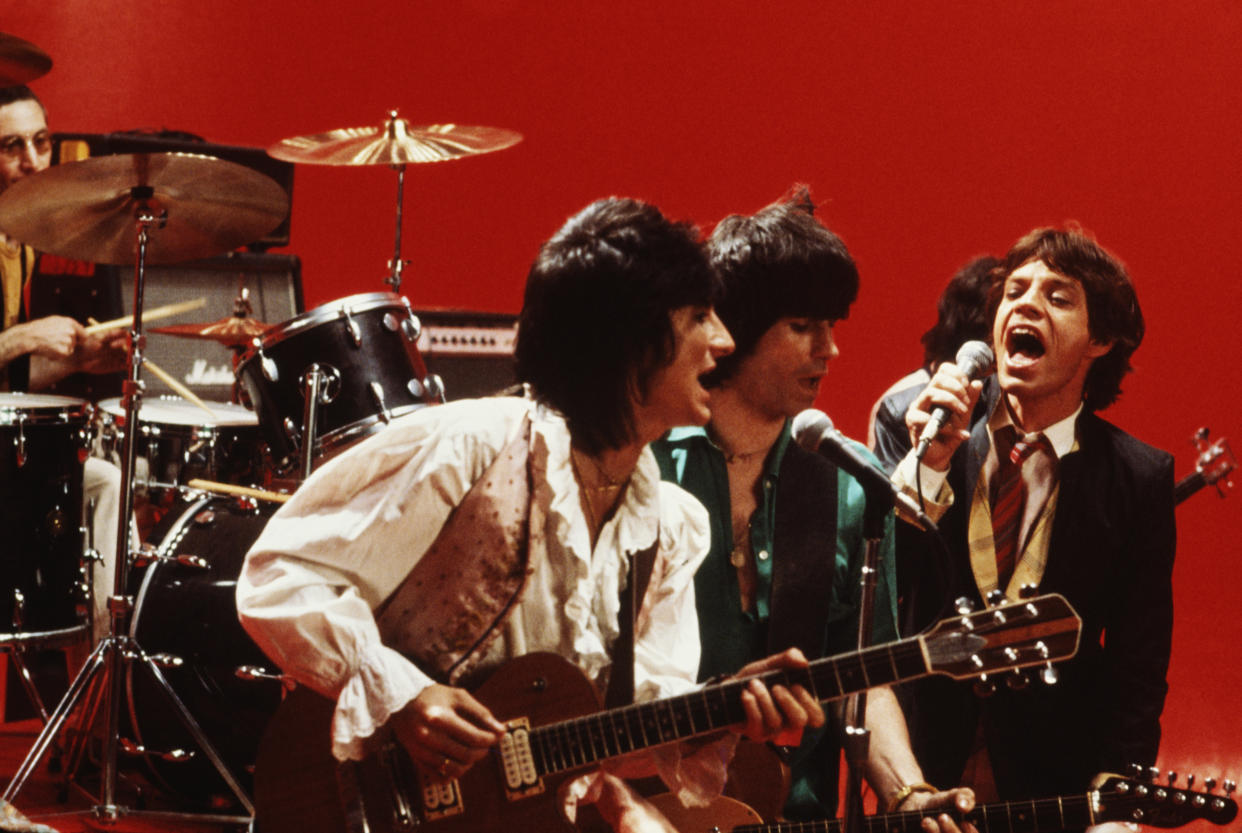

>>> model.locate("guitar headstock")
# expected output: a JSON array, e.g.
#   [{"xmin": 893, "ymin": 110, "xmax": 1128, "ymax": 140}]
[
  {"xmin": 922, "ymin": 592, "xmax": 1081, "ymax": 682},
  {"xmin": 1193, "ymin": 428, "xmax": 1236, "ymax": 495},
  {"xmin": 1093, "ymin": 769, "xmax": 1238, "ymax": 827}
]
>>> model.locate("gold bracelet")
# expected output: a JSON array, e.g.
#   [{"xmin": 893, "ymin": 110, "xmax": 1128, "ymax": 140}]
[{"xmin": 885, "ymin": 781, "xmax": 939, "ymax": 813}]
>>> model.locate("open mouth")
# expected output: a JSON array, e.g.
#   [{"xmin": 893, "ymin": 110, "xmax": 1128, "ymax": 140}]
[{"xmin": 1006, "ymin": 326, "xmax": 1046, "ymax": 362}]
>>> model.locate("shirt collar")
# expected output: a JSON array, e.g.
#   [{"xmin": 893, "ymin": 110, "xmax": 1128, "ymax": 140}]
[
  {"xmin": 987, "ymin": 400, "xmax": 1082, "ymax": 460},
  {"xmin": 664, "ymin": 421, "xmax": 793, "ymax": 479}
]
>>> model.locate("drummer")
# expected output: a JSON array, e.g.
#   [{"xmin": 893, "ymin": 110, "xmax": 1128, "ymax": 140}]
[{"xmin": 0, "ymin": 84, "xmax": 127, "ymax": 653}]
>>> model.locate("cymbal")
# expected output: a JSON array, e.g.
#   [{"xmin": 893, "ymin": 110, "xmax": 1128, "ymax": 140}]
[
  {"xmin": 0, "ymin": 32, "xmax": 52, "ymax": 86},
  {"xmin": 268, "ymin": 112, "xmax": 522, "ymax": 167},
  {"xmin": 0, "ymin": 152, "xmax": 289, "ymax": 265},
  {"xmin": 150, "ymin": 315, "xmax": 270, "ymax": 347}
]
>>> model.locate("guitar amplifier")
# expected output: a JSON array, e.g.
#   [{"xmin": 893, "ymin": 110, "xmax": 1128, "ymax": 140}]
[
  {"xmin": 122, "ymin": 252, "xmax": 303, "ymax": 402},
  {"xmin": 412, "ymin": 308, "xmax": 518, "ymax": 401}
]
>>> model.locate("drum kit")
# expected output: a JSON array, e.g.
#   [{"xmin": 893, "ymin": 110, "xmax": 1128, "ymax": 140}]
[{"xmin": 0, "ymin": 29, "xmax": 521, "ymax": 828}]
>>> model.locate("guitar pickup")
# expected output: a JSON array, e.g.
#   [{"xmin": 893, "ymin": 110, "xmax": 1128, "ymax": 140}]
[{"xmin": 498, "ymin": 717, "xmax": 544, "ymax": 799}]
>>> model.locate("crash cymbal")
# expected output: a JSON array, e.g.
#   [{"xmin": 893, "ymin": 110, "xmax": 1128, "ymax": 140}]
[
  {"xmin": 150, "ymin": 315, "xmax": 270, "ymax": 347},
  {"xmin": 268, "ymin": 112, "xmax": 522, "ymax": 167},
  {"xmin": 0, "ymin": 152, "xmax": 289, "ymax": 265},
  {"xmin": 0, "ymin": 33, "xmax": 52, "ymax": 86}
]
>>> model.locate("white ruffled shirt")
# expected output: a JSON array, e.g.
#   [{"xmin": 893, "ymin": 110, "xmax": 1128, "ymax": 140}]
[{"xmin": 236, "ymin": 397, "xmax": 712, "ymax": 765}]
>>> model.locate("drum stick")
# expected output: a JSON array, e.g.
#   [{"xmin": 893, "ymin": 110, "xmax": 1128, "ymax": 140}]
[
  {"xmin": 83, "ymin": 297, "xmax": 208, "ymax": 335},
  {"xmin": 87, "ymin": 317, "xmax": 218, "ymax": 420},
  {"xmin": 186, "ymin": 479, "xmax": 292, "ymax": 504}
]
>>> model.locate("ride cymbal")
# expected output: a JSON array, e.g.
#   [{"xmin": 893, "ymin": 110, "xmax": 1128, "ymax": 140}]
[
  {"xmin": 0, "ymin": 32, "xmax": 52, "ymax": 86},
  {"xmin": 268, "ymin": 112, "xmax": 522, "ymax": 167},
  {"xmin": 0, "ymin": 152, "xmax": 289, "ymax": 265}
]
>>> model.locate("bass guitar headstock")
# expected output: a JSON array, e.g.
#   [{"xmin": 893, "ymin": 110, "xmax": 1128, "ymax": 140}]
[{"xmin": 1093, "ymin": 767, "xmax": 1238, "ymax": 828}]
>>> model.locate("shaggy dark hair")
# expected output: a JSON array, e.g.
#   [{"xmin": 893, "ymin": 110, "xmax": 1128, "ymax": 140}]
[
  {"xmin": 0, "ymin": 85, "xmax": 45, "ymax": 115},
  {"xmin": 920, "ymin": 255, "xmax": 1000, "ymax": 367},
  {"xmin": 515, "ymin": 197, "xmax": 718, "ymax": 453},
  {"xmin": 989, "ymin": 227, "xmax": 1144, "ymax": 411},
  {"xmin": 704, "ymin": 186, "xmax": 857, "ymax": 383}
]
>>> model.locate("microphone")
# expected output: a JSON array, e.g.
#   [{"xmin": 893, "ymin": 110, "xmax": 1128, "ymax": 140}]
[
  {"xmin": 913, "ymin": 340, "xmax": 994, "ymax": 462},
  {"xmin": 792, "ymin": 409, "xmax": 936, "ymax": 531}
]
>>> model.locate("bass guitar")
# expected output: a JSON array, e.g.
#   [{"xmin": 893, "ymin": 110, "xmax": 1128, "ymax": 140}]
[
  {"xmin": 254, "ymin": 593, "xmax": 1082, "ymax": 833},
  {"xmin": 651, "ymin": 769, "xmax": 1238, "ymax": 833}
]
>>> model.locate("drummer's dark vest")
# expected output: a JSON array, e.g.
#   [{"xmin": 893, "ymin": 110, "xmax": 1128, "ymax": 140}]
[{"xmin": 26, "ymin": 254, "xmax": 124, "ymax": 399}]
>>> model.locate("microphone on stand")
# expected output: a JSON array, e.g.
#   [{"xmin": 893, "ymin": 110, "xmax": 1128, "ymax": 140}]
[
  {"xmin": 792, "ymin": 409, "xmax": 936, "ymax": 532},
  {"xmin": 913, "ymin": 340, "xmax": 994, "ymax": 462}
]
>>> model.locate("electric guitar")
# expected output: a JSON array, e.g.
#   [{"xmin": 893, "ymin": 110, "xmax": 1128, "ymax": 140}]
[
  {"xmin": 650, "ymin": 770, "xmax": 1238, "ymax": 833},
  {"xmin": 1174, "ymin": 428, "xmax": 1235, "ymax": 506},
  {"xmin": 253, "ymin": 593, "xmax": 1082, "ymax": 833}
]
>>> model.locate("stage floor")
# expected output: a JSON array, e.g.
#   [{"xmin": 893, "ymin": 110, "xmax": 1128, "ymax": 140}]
[{"xmin": 0, "ymin": 717, "xmax": 250, "ymax": 833}]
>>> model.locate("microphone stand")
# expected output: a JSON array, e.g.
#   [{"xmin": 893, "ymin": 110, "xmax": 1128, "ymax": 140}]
[{"xmin": 841, "ymin": 486, "xmax": 892, "ymax": 833}]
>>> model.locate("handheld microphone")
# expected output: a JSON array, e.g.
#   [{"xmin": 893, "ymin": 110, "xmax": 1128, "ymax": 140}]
[
  {"xmin": 792, "ymin": 409, "xmax": 936, "ymax": 531},
  {"xmin": 913, "ymin": 340, "xmax": 994, "ymax": 462}
]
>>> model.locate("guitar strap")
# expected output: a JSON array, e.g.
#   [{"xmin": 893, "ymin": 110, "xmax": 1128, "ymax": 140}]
[
  {"xmin": 767, "ymin": 442, "xmax": 839, "ymax": 660},
  {"xmin": 604, "ymin": 538, "xmax": 658, "ymax": 709}
]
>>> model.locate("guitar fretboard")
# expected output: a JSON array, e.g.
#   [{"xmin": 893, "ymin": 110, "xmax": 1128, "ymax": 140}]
[
  {"xmin": 528, "ymin": 637, "xmax": 929, "ymax": 776},
  {"xmin": 733, "ymin": 793, "xmax": 1096, "ymax": 833}
]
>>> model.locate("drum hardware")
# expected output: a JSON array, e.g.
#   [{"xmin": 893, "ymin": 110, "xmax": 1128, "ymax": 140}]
[
  {"xmin": 235, "ymin": 665, "xmax": 290, "ymax": 685},
  {"xmin": 119, "ymin": 737, "xmax": 193, "ymax": 763},
  {"xmin": 237, "ymin": 292, "xmax": 442, "ymax": 475},
  {"xmin": 268, "ymin": 111, "xmax": 522, "ymax": 293},
  {"xmin": 0, "ymin": 32, "xmax": 52, "ymax": 86},
  {"xmin": 0, "ymin": 152, "xmax": 287, "ymax": 827},
  {"xmin": 129, "ymin": 544, "xmax": 208, "ymax": 571}
]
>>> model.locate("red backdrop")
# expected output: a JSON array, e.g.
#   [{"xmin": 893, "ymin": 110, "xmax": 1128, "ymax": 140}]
[{"xmin": 6, "ymin": 0, "xmax": 1240, "ymax": 807}]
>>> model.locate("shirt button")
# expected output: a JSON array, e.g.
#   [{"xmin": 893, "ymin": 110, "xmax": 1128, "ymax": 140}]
[{"xmin": 757, "ymin": 549, "xmax": 770, "ymax": 561}]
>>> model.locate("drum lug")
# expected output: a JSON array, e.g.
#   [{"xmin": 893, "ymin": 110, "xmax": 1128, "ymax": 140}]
[
  {"xmin": 300, "ymin": 364, "xmax": 341, "ymax": 405},
  {"xmin": 14, "ymin": 415, "xmax": 27, "ymax": 468},
  {"xmin": 235, "ymin": 665, "xmax": 293, "ymax": 687},
  {"xmin": 120, "ymin": 737, "xmax": 195, "ymax": 764},
  {"xmin": 257, "ymin": 345, "xmax": 279, "ymax": 383},
  {"xmin": 149, "ymin": 652, "xmax": 185, "ymax": 669},
  {"xmin": 400, "ymin": 297, "xmax": 422, "ymax": 342},
  {"xmin": 370, "ymin": 382, "xmax": 392, "ymax": 424},
  {"xmin": 340, "ymin": 307, "xmax": 363, "ymax": 347}
]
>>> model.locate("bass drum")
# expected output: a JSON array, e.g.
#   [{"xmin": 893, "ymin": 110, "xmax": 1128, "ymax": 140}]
[{"xmin": 127, "ymin": 494, "xmax": 283, "ymax": 804}]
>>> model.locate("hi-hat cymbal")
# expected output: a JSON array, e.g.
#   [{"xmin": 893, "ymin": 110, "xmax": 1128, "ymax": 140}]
[
  {"xmin": 150, "ymin": 315, "xmax": 270, "ymax": 347},
  {"xmin": 0, "ymin": 152, "xmax": 289, "ymax": 265},
  {"xmin": 0, "ymin": 33, "xmax": 52, "ymax": 86},
  {"xmin": 268, "ymin": 112, "xmax": 522, "ymax": 167}
]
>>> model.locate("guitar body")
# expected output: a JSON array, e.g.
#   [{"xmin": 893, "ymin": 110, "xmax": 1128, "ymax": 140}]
[
  {"xmin": 648, "ymin": 794, "xmax": 761, "ymax": 833},
  {"xmin": 255, "ymin": 653, "xmax": 604, "ymax": 833}
]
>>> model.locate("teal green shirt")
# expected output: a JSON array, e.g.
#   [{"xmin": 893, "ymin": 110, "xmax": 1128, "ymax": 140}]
[{"xmin": 653, "ymin": 421, "xmax": 898, "ymax": 820}]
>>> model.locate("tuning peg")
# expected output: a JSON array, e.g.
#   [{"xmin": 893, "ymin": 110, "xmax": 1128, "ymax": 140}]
[
  {"xmin": 1205, "ymin": 777, "xmax": 1217, "ymax": 791},
  {"xmin": 1167, "ymin": 770, "xmax": 1178, "ymax": 785},
  {"xmin": 1187, "ymin": 774, "xmax": 1197, "ymax": 789},
  {"xmin": 973, "ymin": 674, "xmax": 997, "ymax": 697},
  {"xmin": 986, "ymin": 589, "xmax": 1006, "ymax": 607},
  {"xmin": 1128, "ymin": 763, "xmax": 1145, "ymax": 778},
  {"xmin": 1006, "ymin": 670, "xmax": 1030, "ymax": 690},
  {"xmin": 1018, "ymin": 583, "xmax": 1040, "ymax": 599},
  {"xmin": 1223, "ymin": 779, "xmax": 1236, "ymax": 796},
  {"xmin": 954, "ymin": 597, "xmax": 976, "ymax": 615},
  {"xmin": 1040, "ymin": 664, "xmax": 1059, "ymax": 686}
]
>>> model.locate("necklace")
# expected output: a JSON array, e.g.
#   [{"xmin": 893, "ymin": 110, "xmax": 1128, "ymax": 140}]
[
  {"xmin": 571, "ymin": 448, "xmax": 627, "ymax": 492},
  {"xmin": 722, "ymin": 446, "xmax": 768, "ymax": 465}
]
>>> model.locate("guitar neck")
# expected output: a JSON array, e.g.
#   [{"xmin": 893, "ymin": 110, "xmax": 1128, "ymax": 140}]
[
  {"xmin": 730, "ymin": 793, "xmax": 1098, "ymax": 833},
  {"xmin": 528, "ymin": 637, "xmax": 929, "ymax": 776},
  {"xmin": 1174, "ymin": 470, "xmax": 1207, "ymax": 505}
]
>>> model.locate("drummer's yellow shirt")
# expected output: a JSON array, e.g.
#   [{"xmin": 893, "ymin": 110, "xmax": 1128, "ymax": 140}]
[{"xmin": 1, "ymin": 241, "xmax": 25, "ymax": 331}]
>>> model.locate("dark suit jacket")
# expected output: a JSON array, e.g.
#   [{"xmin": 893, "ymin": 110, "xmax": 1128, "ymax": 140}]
[{"xmin": 896, "ymin": 387, "xmax": 1176, "ymax": 799}]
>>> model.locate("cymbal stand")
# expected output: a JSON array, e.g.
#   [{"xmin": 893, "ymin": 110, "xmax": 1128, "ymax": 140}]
[
  {"xmin": 3, "ymin": 194, "xmax": 256, "ymax": 828},
  {"xmin": 384, "ymin": 112, "xmax": 409, "ymax": 294}
]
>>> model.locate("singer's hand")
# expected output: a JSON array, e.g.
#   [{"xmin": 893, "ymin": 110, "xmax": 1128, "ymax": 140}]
[{"xmin": 906, "ymin": 363, "xmax": 982, "ymax": 471}]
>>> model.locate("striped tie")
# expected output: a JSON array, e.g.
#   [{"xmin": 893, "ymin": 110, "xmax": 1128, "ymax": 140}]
[{"xmin": 991, "ymin": 428, "xmax": 1047, "ymax": 589}]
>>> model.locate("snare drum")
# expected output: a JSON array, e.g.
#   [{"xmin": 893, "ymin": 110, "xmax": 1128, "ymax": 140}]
[
  {"xmin": 128, "ymin": 493, "xmax": 282, "ymax": 804},
  {"xmin": 96, "ymin": 396, "xmax": 266, "ymax": 496},
  {"xmin": 236, "ymin": 292, "xmax": 440, "ymax": 469},
  {"xmin": 0, "ymin": 393, "xmax": 92, "ymax": 638}
]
